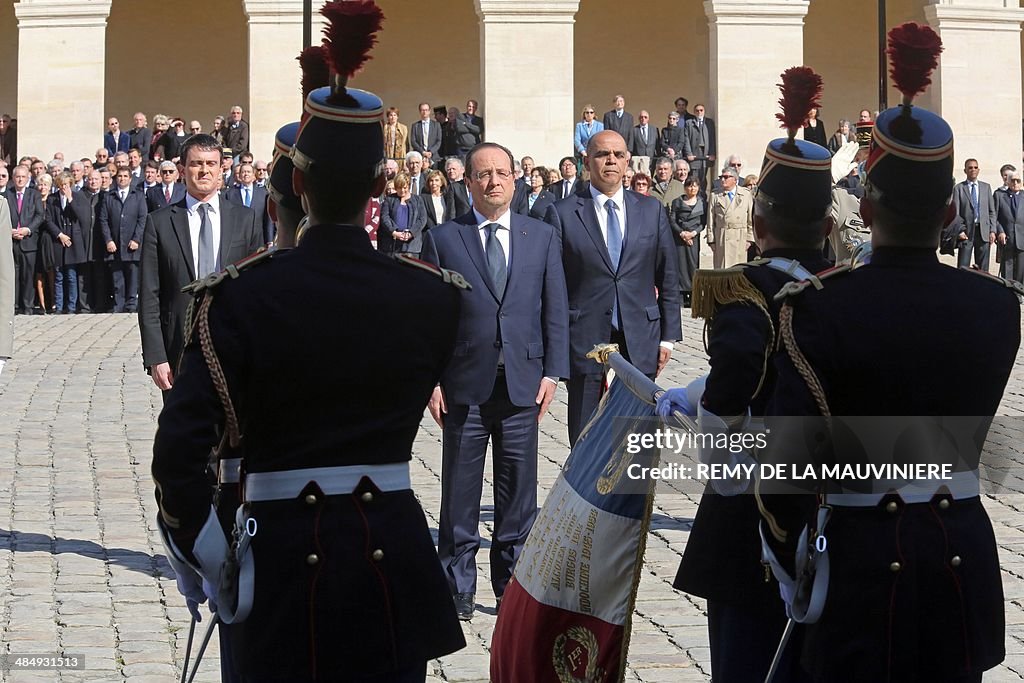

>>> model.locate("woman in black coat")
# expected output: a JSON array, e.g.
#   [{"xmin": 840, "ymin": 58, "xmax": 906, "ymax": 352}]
[
  {"xmin": 802, "ymin": 107, "xmax": 828, "ymax": 147},
  {"xmin": 669, "ymin": 177, "xmax": 706, "ymax": 307},
  {"xmin": 379, "ymin": 172, "xmax": 428, "ymax": 258},
  {"xmin": 423, "ymin": 170, "xmax": 449, "ymax": 228},
  {"xmin": 45, "ymin": 172, "xmax": 92, "ymax": 313},
  {"xmin": 511, "ymin": 167, "xmax": 556, "ymax": 220}
]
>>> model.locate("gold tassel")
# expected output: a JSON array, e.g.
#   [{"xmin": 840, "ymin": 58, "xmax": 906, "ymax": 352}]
[{"xmin": 691, "ymin": 267, "xmax": 768, "ymax": 319}]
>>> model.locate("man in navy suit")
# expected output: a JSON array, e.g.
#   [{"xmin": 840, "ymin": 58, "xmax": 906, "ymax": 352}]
[
  {"xmin": 422, "ymin": 142, "xmax": 569, "ymax": 621},
  {"xmin": 145, "ymin": 161, "xmax": 186, "ymax": 212},
  {"xmin": 410, "ymin": 102, "xmax": 442, "ymax": 168},
  {"xmin": 99, "ymin": 167, "xmax": 147, "ymax": 312},
  {"xmin": 544, "ymin": 130, "xmax": 682, "ymax": 445},
  {"xmin": 104, "ymin": 117, "xmax": 131, "ymax": 157},
  {"xmin": 224, "ymin": 163, "xmax": 270, "ymax": 243}
]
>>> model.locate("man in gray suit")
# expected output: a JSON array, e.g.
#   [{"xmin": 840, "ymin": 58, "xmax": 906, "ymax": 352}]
[
  {"xmin": 682, "ymin": 104, "xmax": 716, "ymax": 192},
  {"xmin": 138, "ymin": 134, "xmax": 262, "ymax": 394},
  {"xmin": 952, "ymin": 158, "xmax": 997, "ymax": 270},
  {"xmin": 995, "ymin": 170, "xmax": 1024, "ymax": 283},
  {"xmin": 0, "ymin": 190, "xmax": 13, "ymax": 377}
]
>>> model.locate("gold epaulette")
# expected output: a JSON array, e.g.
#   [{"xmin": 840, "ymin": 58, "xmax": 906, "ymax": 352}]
[
  {"xmin": 690, "ymin": 261, "xmax": 770, "ymax": 320},
  {"xmin": 181, "ymin": 246, "xmax": 275, "ymax": 296},
  {"xmin": 773, "ymin": 264, "xmax": 851, "ymax": 303},
  {"xmin": 392, "ymin": 253, "xmax": 472, "ymax": 291},
  {"xmin": 960, "ymin": 266, "xmax": 1024, "ymax": 297}
]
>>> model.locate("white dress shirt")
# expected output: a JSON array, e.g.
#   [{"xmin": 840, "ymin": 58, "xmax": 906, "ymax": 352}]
[
  {"xmin": 431, "ymin": 195, "xmax": 445, "ymax": 224},
  {"xmin": 185, "ymin": 193, "xmax": 222, "ymax": 275}
]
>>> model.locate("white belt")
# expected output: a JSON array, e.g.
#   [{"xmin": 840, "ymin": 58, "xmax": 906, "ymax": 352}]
[
  {"xmin": 827, "ymin": 471, "xmax": 980, "ymax": 507},
  {"xmin": 244, "ymin": 462, "xmax": 411, "ymax": 502},
  {"xmin": 218, "ymin": 458, "xmax": 243, "ymax": 485}
]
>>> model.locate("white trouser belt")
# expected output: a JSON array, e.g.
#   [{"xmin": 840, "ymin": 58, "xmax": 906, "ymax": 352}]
[
  {"xmin": 244, "ymin": 462, "xmax": 411, "ymax": 502},
  {"xmin": 218, "ymin": 458, "xmax": 243, "ymax": 485},
  {"xmin": 827, "ymin": 471, "xmax": 980, "ymax": 507}
]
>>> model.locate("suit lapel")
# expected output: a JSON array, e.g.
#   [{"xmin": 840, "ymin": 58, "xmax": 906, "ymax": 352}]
[
  {"xmin": 576, "ymin": 195, "xmax": 614, "ymax": 272},
  {"xmin": 169, "ymin": 205, "xmax": 196, "ymax": 280},
  {"xmin": 457, "ymin": 217, "xmax": 500, "ymax": 301},
  {"xmin": 506, "ymin": 214, "xmax": 527, "ymax": 294},
  {"xmin": 621, "ymin": 190, "xmax": 642, "ymax": 260},
  {"xmin": 219, "ymin": 200, "xmax": 234, "ymax": 268}
]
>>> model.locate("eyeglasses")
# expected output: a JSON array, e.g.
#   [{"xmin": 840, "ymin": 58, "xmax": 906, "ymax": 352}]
[
  {"xmin": 1012, "ymin": 179, "xmax": 1023, "ymax": 183},
  {"xmin": 190, "ymin": 127, "xmax": 200, "ymax": 132},
  {"xmin": 160, "ymin": 169, "xmax": 176, "ymax": 174},
  {"xmin": 472, "ymin": 169, "xmax": 512, "ymax": 182},
  {"xmin": 584, "ymin": 110, "xmax": 595, "ymax": 114}
]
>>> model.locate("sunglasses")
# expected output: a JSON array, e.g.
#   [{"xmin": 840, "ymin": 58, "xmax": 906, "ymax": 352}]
[{"xmin": 160, "ymin": 169, "xmax": 176, "ymax": 174}]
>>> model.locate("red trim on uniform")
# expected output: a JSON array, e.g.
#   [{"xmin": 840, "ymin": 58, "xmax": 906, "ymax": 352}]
[
  {"xmin": 887, "ymin": 505, "xmax": 906, "ymax": 681},
  {"xmin": 764, "ymin": 146, "xmax": 832, "ymax": 170},
  {"xmin": 929, "ymin": 501, "xmax": 973, "ymax": 673},
  {"xmin": 872, "ymin": 127, "xmax": 953, "ymax": 162},
  {"xmin": 353, "ymin": 487, "xmax": 400, "ymax": 666},
  {"xmin": 303, "ymin": 99, "xmax": 384, "ymax": 124}
]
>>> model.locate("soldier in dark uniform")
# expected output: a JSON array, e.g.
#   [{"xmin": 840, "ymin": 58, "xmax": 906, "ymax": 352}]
[
  {"xmin": 757, "ymin": 24, "xmax": 1022, "ymax": 683},
  {"xmin": 151, "ymin": 3, "xmax": 467, "ymax": 681},
  {"xmin": 657, "ymin": 66, "xmax": 831, "ymax": 683}
]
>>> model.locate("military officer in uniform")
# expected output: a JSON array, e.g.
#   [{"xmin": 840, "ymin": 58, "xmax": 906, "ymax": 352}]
[
  {"xmin": 758, "ymin": 24, "xmax": 1021, "ymax": 683},
  {"xmin": 657, "ymin": 66, "xmax": 831, "ymax": 683},
  {"xmin": 151, "ymin": 3, "xmax": 467, "ymax": 681}
]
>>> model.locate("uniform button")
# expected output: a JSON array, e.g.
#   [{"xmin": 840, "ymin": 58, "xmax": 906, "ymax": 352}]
[
  {"xmin": 889, "ymin": 561, "xmax": 901, "ymax": 573},
  {"xmin": 304, "ymin": 494, "xmax": 317, "ymax": 505},
  {"xmin": 371, "ymin": 549, "xmax": 384, "ymax": 561},
  {"xmin": 306, "ymin": 553, "xmax": 319, "ymax": 565},
  {"xmin": 951, "ymin": 555, "xmax": 962, "ymax": 567},
  {"xmin": 885, "ymin": 501, "xmax": 898, "ymax": 514},
  {"xmin": 938, "ymin": 499, "xmax": 950, "ymax": 510},
  {"xmin": 361, "ymin": 491, "xmax": 373, "ymax": 503}
]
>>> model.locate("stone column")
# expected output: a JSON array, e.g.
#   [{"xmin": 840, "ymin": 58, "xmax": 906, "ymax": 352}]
[
  {"xmin": 924, "ymin": 0, "xmax": 1024, "ymax": 189},
  {"xmin": 703, "ymin": 0, "xmax": 809, "ymax": 177},
  {"xmin": 243, "ymin": 0, "xmax": 311, "ymax": 161},
  {"xmin": 15, "ymin": 0, "xmax": 113, "ymax": 160},
  {"xmin": 475, "ymin": 0, "xmax": 580, "ymax": 162}
]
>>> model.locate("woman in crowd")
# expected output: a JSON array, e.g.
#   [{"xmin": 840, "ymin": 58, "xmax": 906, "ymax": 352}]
[
  {"xmin": 630, "ymin": 172, "xmax": 652, "ymax": 196},
  {"xmin": 149, "ymin": 115, "xmax": 169, "ymax": 161},
  {"xmin": 379, "ymin": 173, "xmax": 426, "ymax": 258},
  {"xmin": 156, "ymin": 118, "xmax": 187, "ymax": 162},
  {"xmin": 546, "ymin": 167, "xmax": 561, "ymax": 188},
  {"xmin": 383, "ymin": 107, "xmax": 409, "ymax": 162},
  {"xmin": 423, "ymin": 169, "xmax": 448, "ymax": 228},
  {"xmin": 828, "ymin": 119, "xmax": 853, "ymax": 154},
  {"xmin": 45, "ymin": 172, "xmax": 91, "ymax": 314},
  {"xmin": 802, "ymin": 107, "xmax": 828, "ymax": 147},
  {"xmin": 513, "ymin": 167, "xmax": 557, "ymax": 220},
  {"xmin": 573, "ymin": 104, "xmax": 603, "ymax": 172},
  {"xmin": 670, "ymin": 177, "xmax": 705, "ymax": 308},
  {"xmin": 34, "ymin": 173, "xmax": 55, "ymax": 313},
  {"xmin": 744, "ymin": 174, "xmax": 759, "ymax": 193}
]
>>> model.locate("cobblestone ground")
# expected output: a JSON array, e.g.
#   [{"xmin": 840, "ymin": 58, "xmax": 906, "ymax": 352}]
[{"xmin": 2, "ymin": 309, "xmax": 1024, "ymax": 682}]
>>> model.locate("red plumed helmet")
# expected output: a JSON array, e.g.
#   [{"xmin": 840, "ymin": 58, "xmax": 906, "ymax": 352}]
[{"xmin": 887, "ymin": 22, "xmax": 943, "ymax": 107}]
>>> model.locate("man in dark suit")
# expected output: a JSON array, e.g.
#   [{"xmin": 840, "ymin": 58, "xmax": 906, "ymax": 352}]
[
  {"xmin": 451, "ymin": 101, "xmax": 484, "ymax": 160},
  {"xmin": 224, "ymin": 163, "xmax": 270, "ymax": 243},
  {"xmin": 550, "ymin": 157, "xmax": 582, "ymax": 200},
  {"xmin": 223, "ymin": 106, "xmax": 250, "ymax": 159},
  {"xmin": 104, "ymin": 117, "xmax": 131, "ymax": 157},
  {"xmin": 952, "ymin": 158, "xmax": 997, "ymax": 270},
  {"xmin": 658, "ymin": 111, "xmax": 686, "ymax": 160},
  {"xmin": 410, "ymin": 102, "xmax": 442, "ymax": 168},
  {"xmin": 544, "ymin": 130, "xmax": 682, "ymax": 446},
  {"xmin": 995, "ymin": 170, "xmax": 1024, "ymax": 283},
  {"xmin": 422, "ymin": 142, "xmax": 569, "ymax": 621},
  {"xmin": 601, "ymin": 95, "xmax": 635, "ymax": 152},
  {"xmin": 403, "ymin": 152, "xmax": 430, "ymax": 195},
  {"xmin": 630, "ymin": 110, "xmax": 658, "ymax": 173},
  {"xmin": 145, "ymin": 161, "xmax": 186, "ymax": 212},
  {"xmin": 682, "ymin": 104, "xmax": 717, "ymax": 191},
  {"xmin": 138, "ymin": 134, "xmax": 262, "ymax": 394},
  {"xmin": 444, "ymin": 157, "xmax": 472, "ymax": 217},
  {"xmin": 5, "ymin": 164, "xmax": 44, "ymax": 313},
  {"xmin": 99, "ymin": 167, "xmax": 148, "ymax": 312},
  {"xmin": 77, "ymin": 169, "xmax": 110, "ymax": 313},
  {"xmin": 128, "ymin": 113, "xmax": 153, "ymax": 162}
]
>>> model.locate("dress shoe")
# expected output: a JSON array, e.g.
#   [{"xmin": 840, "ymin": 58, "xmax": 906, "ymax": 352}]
[
  {"xmin": 453, "ymin": 592, "xmax": 474, "ymax": 621},
  {"xmin": 496, "ymin": 596, "xmax": 502, "ymax": 613}
]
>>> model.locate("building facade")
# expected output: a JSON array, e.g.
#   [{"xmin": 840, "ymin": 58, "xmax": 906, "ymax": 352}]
[{"xmin": 1, "ymin": 0, "xmax": 1022, "ymax": 186}]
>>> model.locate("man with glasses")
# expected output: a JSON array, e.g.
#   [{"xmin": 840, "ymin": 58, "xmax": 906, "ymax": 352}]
[
  {"xmin": 224, "ymin": 106, "xmax": 250, "ymax": 161},
  {"xmin": 952, "ymin": 158, "xmax": 997, "ymax": 270},
  {"xmin": 630, "ymin": 110, "xmax": 657, "ymax": 174},
  {"xmin": 707, "ymin": 166, "xmax": 753, "ymax": 269},
  {"xmin": 423, "ymin": 142, "xmax": 569, "ymax": 621},
  {"xmin": 411, "ymin": 102, "xmax": 441, "ymax": 168},
  {"xmin": 145, "ymin": 161, "xmax": 185, "ymax": 212},
  {"xmin": 253, "ymin": 160, "xmax": 269, "ymax": 187},
  {"xmin": 658, "ymin": 111, "xmax": 686, "ymax": 161},
  {"xmin": 104, "ymin": 117, "xmax": 130, "ymax": 156},
  {"xmin": 994, "ymin": 170, "xmax": 1024, "ymax": 283},
  {"xmin": 188, "ymin": 121, "xmax": 202, "ymax": 136},
  {"xmin": 99, "ymin": 167, "xmax": 147, "ymax": 313},
  {"xmin": 128, "ymin": 113, "xmax": 152, "ymax": 162}
]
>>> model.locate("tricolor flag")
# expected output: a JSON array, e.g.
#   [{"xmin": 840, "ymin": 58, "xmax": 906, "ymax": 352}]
[{"xmin": 491, "ymin": 349, "xmax": 674, "ymax": 683}]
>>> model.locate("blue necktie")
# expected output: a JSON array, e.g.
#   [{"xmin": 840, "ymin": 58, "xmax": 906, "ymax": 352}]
[
  {"xmin": 1011, "ymin": 193, "xmax": 1018, "ymax": 219},
  {"xmin": 970, "ymin": 182, "xmax": 979, "ymax": 223},
  {"xmin": 728, "ymin": 191, "xmax": 734, "ymax": 204},
  {"xmin": 484, "ymin": 224, "xmax": 507, "ymax": 296},
  {"xmin": 243, "ymin": 187, "xmax": 251, "ymax": 207},
  {"xmin": 606, "ymin": 200, "xmax": 622, "ymax": 328}
]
